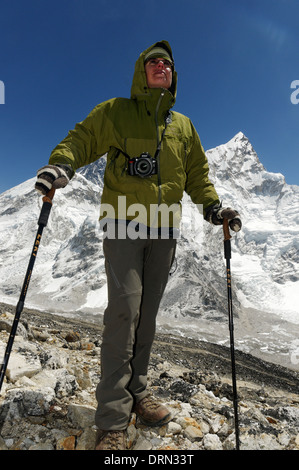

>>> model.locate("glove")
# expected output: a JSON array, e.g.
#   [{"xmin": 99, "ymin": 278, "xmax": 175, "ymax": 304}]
[
  {"xmin": 205, "ymin": 204, "xmax": 242, "ymax": 232},
  {"xmin": 35, "ymin": 164, "xmax": 73, "ymax": 195}
]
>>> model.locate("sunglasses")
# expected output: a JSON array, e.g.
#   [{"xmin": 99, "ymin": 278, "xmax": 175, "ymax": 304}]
[{"xmin": 146, "ymin": 58, "xmax": 173, "ymax": 68}]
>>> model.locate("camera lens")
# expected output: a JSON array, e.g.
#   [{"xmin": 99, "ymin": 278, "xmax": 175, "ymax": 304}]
[{"xmin": 135, "ymin": 156, "xmax": 153, "ymax": 177}]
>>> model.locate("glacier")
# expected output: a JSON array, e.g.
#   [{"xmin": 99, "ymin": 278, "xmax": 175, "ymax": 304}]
[{"xmin": 0, "ymin": 132, "xmax": 298, "ymax": 369}]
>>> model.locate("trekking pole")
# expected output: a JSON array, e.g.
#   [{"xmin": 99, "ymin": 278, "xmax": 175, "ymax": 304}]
[
  {"xmin": 223, "ymin": 218, "xmax": 240, "ymax": 450},
  {"xmin": 0, "ymin": 188, "xmax": 55, "ymax": 393}
]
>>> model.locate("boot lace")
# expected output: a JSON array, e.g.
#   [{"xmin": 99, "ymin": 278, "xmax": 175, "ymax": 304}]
[
  {"xmin": 139, "ymin": 395, "xmax": 161, "ymax": 410},
  {"xmin": 99, "ymin": 431, "xmax": 125, "ymax": 450}
]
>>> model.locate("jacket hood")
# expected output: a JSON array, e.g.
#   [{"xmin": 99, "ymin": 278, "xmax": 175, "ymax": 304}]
[{"xmin": 130, "ymin": 40, "xmax": 177, "ymax": 107}]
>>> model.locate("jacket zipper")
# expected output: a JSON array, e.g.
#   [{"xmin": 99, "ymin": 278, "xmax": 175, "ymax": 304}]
[
  {"xmin": 155, "ymin": 91, "xmax": 165, "ymax": 206},
  {"xmin": 184, "ymin": 142, "xmax": 187, "ymax": 169}
]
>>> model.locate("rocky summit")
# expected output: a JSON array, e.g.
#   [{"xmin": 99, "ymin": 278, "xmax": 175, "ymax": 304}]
[{"xmin": 0, "ymin": 303, "xmax": 299, "ymax": 452}]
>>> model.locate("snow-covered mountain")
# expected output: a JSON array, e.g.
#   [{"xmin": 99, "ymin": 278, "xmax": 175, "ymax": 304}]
[{"xmin": 0, "ymin": 132, "xmax": 298, "ymax": 369}]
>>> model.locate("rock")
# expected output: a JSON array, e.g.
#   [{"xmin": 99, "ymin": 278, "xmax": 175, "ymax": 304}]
[
  {"xmin": 29, "ymin": 442, "xmax": 55, "ymax": 450},
  {"xmin": 127, "ymin": 421, "xmax": 138, "ymax": 449},
  {"xmin": 0, "ymin": 349, "xmax": 42, "ymax": 383},
  {"xmin": 133, "ymin": 435, "xmax": 153, "ymax": 450},
  {"xmin": 0, "ymin": 436, "xmax": 8, "ymax": 450},
  {"xmin": 67, "ymin": 403, "xmax": 95, "ymax": 428},
  {"xmin": 53, "ymin": 369, "xmax": 78, "ymax": 398},
  {"xmin": 56, "ymin": 435, "xmax": 76, "ymax": 450},
  {"xmin": 0, "ymin": 387, "xmax": 55, "ymax": 425},
  {"xmin": 208, "ymin": 414, "xmax": 227, "ymax": 433},
  {"xmin": 0, "ymin": 313, "xmax": 28, "ymax": 339},
  {"xmin": 68, "ymin": 364, "xmax": 92, "ymax": 389},
  {"xmin": 39, "ymin": 349, "xmax": 69, "ymax": 369},
  {"xmin": 184, "ymin": 425, "xmax": 203, "ymax": 441},
  {"xmin": 203, "ymin": 433, "xmax": 223, "ymax": 450},
  {"xmin": 31, "ymin": 328, "xmax": 50, "ymax": 342},
  {"xmin": 240, "ymin": 432, "xmax": 283, "ymax": 450},
  {"xmin": 76, "ymin": 427, "xmax": 96, "ymax": 450},
  {"xmin": 64, "ymin": 331, "xmax": 81, "ymax": 342},
  {"xmin": 165, "ymin": 421, "xmax": 182, "ymax": 435}
]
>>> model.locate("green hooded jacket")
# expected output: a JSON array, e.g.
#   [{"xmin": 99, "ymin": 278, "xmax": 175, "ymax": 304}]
[{"xmin": 49, "ymin": 40, "xmax": 220, "ymax": 231}]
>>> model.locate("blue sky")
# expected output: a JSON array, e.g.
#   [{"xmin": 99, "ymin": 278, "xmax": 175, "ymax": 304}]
[{"xmin": 0, "ymin": 0, "xmax": 298, "ymax": 193}]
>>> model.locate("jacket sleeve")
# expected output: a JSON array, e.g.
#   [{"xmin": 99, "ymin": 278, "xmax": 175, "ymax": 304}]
[
  {"xmin": 185, "ymin": 121, "xmax": 220, "ymax": 216},
  {"xmin": 48, "ymin": 102, "xmax": 113, "ymax": 173}
]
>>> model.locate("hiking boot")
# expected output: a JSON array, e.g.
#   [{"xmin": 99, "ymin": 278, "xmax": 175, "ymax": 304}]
[
  {"xmin": 95, "ymin": 429, "xmax": 126, "ymax": 450},
  {"xmin": 133, "ymin": 395, "xmax": 171, "ymax": 427}
]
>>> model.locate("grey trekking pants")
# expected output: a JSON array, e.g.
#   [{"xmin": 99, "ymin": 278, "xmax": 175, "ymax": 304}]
[{"xmin": 95, "ymin": 236, "xmax": 176, "ymax": 430}]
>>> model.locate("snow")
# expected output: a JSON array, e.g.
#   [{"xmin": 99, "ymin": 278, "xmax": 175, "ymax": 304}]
[
  {"xmin": 81, "ymin": 286, "xmax": 108, "ymax": 311},
  {"xmin": 0, "ymin": 133, "xmax": 298, "ymax": 369}
]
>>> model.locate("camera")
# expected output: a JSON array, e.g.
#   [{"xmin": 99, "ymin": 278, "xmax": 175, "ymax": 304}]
[{"xmin": 128, "ymin": 153, "xmax": 157, "ymax": 178}]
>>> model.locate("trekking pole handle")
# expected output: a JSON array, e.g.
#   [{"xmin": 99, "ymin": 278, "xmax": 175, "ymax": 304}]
[
  {"xmin": 43, "ymin": 187, "xmax": 56, "ymax": 203},
  {"xmin": 223, "ymin": 218, "xmax": 231, "ymax": 241},
  {"xmin": 38, "ymin": 187, "xmax": 56, "ymax": 227},
  {"xmin": 223, "ymin": 218, "xmax": 232, "ymax": 260}
]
